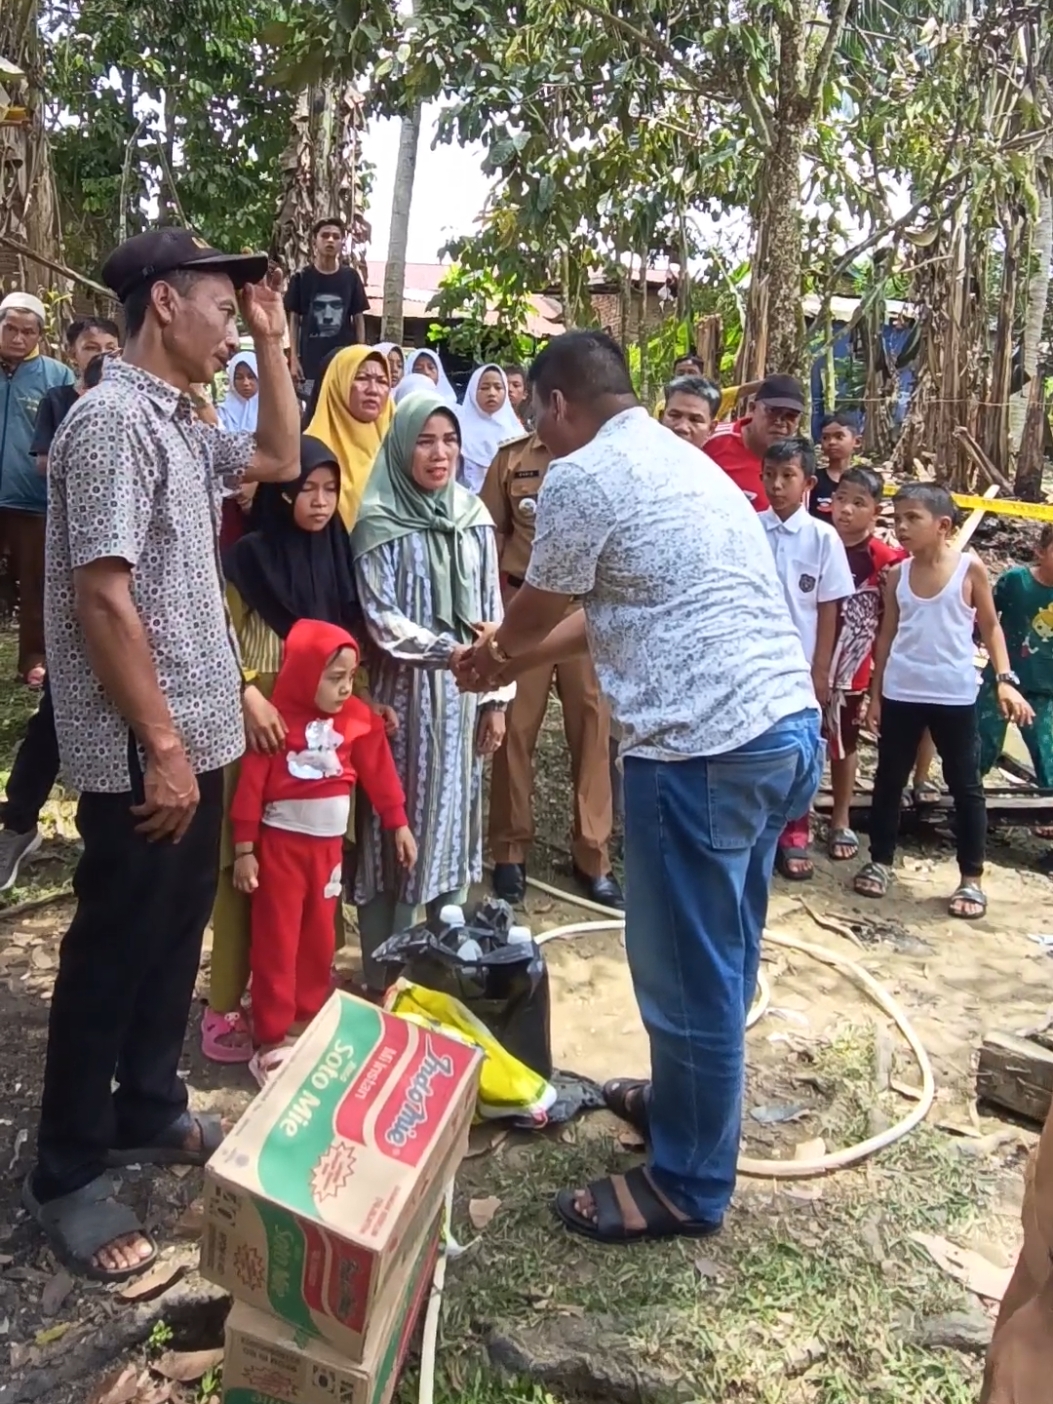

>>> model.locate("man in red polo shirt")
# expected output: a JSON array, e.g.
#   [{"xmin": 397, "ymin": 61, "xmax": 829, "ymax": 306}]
[{"xmin": 706, "ymin": 373, "xmax": 805, "ymax": 511}]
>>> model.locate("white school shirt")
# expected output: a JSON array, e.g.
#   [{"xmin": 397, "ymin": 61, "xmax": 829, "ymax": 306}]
[{"xmin": 760, "ymin": 505, "xmax": 855, "ymax": 665}]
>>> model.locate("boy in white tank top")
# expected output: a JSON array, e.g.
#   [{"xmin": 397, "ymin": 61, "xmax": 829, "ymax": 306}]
[{"xmin": 855, "ymin": 483, "xmax": 1032, "ymax": 919}]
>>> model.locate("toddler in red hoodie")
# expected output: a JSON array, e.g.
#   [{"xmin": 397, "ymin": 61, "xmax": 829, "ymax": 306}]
[{"xmin": 231, "ymin": 619, "xmax": 417, "ymax": 1085}]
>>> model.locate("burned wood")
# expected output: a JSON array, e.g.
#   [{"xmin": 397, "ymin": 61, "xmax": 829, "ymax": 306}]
[
  {"xmin": 952, "ymin": 427, "xmax": 1013, "ymax": 493},
  {"xmin": 976, "ymin": 1031, "xmax": 1053, "ymax": 1126},
  {"xmin": 0, "ymin": 1274, "xmax": 229, "ymax": 1404}
]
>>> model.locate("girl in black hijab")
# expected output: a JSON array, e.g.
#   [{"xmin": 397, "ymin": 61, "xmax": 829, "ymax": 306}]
[
  {"xmin": 204, "ymin": 435, "xmax": 364, "ymax": 1065},
  {"xmin": 225, "ymin": 434, "xmax": 360, "ymax": 640}
]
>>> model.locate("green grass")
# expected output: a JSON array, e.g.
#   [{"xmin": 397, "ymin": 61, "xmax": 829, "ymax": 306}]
[
  {"xmin": 0, "ymin": 631, "xmax": 995, "ymax": 1402},
  {"xmin": 395, "ymin": 1025, "xmax": 994, "ymax": 1403}
]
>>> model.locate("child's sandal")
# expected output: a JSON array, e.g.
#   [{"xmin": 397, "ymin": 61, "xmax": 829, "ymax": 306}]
[{"xmin": 248, "ymin": 1043, "xmax": 297, "ymax": 1090}]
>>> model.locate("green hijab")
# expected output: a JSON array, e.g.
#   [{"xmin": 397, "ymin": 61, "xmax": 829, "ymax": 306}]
[{"xmin": 351, "ymin": 391, "xmax": 492, "ymax": 642}]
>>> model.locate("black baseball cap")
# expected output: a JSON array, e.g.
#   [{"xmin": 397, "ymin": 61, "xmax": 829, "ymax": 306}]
[
  {"xmin": 101, "ymin": 229, "xmax": 269, "ymax": 303},
  {"xmin": 755, "ymin": 374, "xmax": 805, "ymax": 411}
]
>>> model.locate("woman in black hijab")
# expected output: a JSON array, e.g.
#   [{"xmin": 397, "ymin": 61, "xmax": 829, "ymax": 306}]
[{"xmin": 203, "ymin": 435, "xmax": 363, "ymax": 1064}]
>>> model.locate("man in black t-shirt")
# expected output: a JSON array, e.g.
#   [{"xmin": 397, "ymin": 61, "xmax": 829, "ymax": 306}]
[
  {"xmin": 31, "ymin": 316, "xmax": 120, "ymax": 470},
  {"xmin": 283, "ymin": 218, "xmax": 369, "ymax": 397}
]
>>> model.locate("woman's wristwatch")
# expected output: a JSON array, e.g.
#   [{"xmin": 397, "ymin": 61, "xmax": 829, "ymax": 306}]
[{"xmin": 995, "ymin": 670, "xmax": 1021, "ymax": 686}]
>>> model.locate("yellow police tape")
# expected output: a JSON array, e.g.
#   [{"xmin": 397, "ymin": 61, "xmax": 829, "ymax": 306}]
[{"xmin": 882, "ymin": 484, "xmax": 1053, "ymax": 523}]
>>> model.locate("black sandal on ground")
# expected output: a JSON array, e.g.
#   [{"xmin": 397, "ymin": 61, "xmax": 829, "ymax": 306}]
[
  {"xmin": 602, "ymin": 1078, "xmax": 651, "ymax": 1138},
  {"xmin": 948, "ymin": 883, "xmax": 987, "ymax": 920},
  {"xmin": 554, "ymin": 1164, "xmax": 722, "ymax": 1244},
  {"xmin": 854, "ymin": 861, "xmax": 891, "ymax": 898},
  {"xmin": 827, "ymin": 827, "xmax": 859, "ymax": 861},
  {"xmin": 775, "ymin": 848, "xmax": 814, "ymax": 881},
  {"xmin": 105, "ymin": 1110, "xmax": 225, "ymax": 1168},
  {"xmin": 22, "ymin": 1172, "xmax": 157, "ymax": 1283}
]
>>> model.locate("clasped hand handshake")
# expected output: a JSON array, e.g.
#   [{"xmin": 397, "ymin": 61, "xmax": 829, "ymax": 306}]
[
  {"xmin": 450, "ymin": 622, "xmax": 503, "ymax": 693},
  {"xmin": 449, "ymin": 624, "xmax": 508, "ymax": 757}
]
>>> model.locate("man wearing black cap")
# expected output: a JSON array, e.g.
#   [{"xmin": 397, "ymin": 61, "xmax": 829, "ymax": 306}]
[
  {"xmin": 705, "ymin": 373, "xmax": 805, "ymax": 511},
  {"xmin": 23, "ymin": 229, "xmax": 300, "ymax": 1281}
]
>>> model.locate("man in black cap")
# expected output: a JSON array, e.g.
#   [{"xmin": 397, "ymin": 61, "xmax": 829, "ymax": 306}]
[
  {"xmin": 23, "ymin": 229, "xmax": 300, "ymax": 1282},
  {"xmin": 705, "ymin": 372, "xmax": 805, "ymax": 511}
]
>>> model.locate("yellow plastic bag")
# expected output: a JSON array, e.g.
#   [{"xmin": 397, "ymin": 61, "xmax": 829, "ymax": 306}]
[{"xmin": 385, "ymin": 979, "xmax": 557, "ymax": 1123}]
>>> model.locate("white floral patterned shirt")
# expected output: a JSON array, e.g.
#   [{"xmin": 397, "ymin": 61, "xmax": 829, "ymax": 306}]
[
  {"xmin": 45, "ymin": 359, "xmax": 253, "ymax": 792},
  {"xmin": 526, "ymin": 407, "xmax": 816, "ymax": 759}
]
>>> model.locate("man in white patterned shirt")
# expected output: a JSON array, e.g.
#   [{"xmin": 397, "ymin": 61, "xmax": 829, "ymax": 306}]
[
  {"xmin": 460, "ymin": 331, "xmax": 822, "ymax": 1245},
  {"xmin": 25, "ymin": 229, "xmax": 300, "ymax": 1282}
]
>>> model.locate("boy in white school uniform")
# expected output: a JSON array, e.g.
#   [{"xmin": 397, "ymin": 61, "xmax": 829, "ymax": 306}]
[{"xmin": 760, "ymin": 436, "xmax": 854, "ymax": 880}]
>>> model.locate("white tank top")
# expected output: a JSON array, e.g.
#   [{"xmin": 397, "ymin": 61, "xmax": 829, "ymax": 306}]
[{"xmin": 882, "ymin": 553, "xmax": 978, "ymax": 705}]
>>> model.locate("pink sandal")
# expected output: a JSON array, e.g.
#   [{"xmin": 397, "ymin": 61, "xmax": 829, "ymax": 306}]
[
  {"xmin": 201, "ymin": 1005, "xmax": 253, "ymax": 1064},
  {"xmin": 23, "ymin": 665, "xmax": 46, "ymax": 690}
]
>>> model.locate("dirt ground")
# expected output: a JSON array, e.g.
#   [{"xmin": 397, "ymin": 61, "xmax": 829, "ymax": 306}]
[{"xmin": 1, "ymin": 672, "xmax": 1051, "ymax": 1402}]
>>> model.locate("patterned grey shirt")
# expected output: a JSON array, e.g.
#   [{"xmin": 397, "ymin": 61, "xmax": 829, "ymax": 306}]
[
  {"xmin": 45, "ymin": 359, "xmax": 254, "ymax": 792},
  {"xmin": 526, "ymin": 407, "xmax": 816, "ymax": 759}
]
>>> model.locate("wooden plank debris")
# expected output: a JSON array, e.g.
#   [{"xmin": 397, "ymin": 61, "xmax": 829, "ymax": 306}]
[{"xmin": 976, "ymin": 1031, "xmax": 1053, "ymax": 1125}]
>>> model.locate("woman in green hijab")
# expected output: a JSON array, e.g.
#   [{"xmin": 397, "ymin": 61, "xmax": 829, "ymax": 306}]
[{"xmin": 351, "ymin": 391, "xmax": 513, "ymax": 979}]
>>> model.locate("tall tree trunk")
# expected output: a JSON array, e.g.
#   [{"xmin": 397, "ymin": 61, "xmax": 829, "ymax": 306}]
[
  {"xmin": 1011, "ymin": 136, "xmax": 1053, "ymax": 458},
  {"xmin": 272, "ymin": 80, "xmax": 367, "ymax": 277},
  {"xmin": 381, "ymin": 101, "xmax": 422, "ymax": 343},
  {"xmin": 0, "ymin": 0, "xmax": 66, "ymax": 319},
  {"xmin": 758, "ymin": 121, "xmax": 807, "ymax": 376}
]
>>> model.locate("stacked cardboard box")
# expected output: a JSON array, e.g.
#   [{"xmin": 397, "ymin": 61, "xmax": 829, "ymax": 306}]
[{"xmin": 200, "ymin": 991, "xmax": 481, "ymax": 1404}]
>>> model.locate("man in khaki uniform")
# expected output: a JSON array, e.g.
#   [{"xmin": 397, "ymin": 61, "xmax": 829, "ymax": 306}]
[{"xmin": 480, "ymin": 431, "xmax": 623, "ymax": 909}]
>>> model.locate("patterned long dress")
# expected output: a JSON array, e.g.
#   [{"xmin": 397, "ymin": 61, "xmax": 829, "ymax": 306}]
[{"xmin": 352, "ymin": 524, "xmax": 513, "ymax": 908}]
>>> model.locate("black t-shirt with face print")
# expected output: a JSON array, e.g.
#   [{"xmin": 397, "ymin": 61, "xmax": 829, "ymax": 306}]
[{"xmin": 284, "ymin": 266, "xmax": 369, "ymax": 384}]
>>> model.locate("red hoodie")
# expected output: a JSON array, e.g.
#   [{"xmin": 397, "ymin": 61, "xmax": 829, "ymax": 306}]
[{"xmin": 230, "ymin": 619, "xmax": 408, "ymax": 846}]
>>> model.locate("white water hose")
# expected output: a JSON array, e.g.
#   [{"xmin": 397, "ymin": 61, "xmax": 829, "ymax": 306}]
[
  {"xmin": 416, "ymin": 875, "xmax": 936, "ymax": 1404},
  {"xmin": 520, "ymin": 872, "xmax": 936, "ymax": 1178}
]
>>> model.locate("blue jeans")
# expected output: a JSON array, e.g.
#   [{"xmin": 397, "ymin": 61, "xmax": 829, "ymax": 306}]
[{"xmin": 622, "ymin": 708, "xmax": 823, "ymax": 1223}]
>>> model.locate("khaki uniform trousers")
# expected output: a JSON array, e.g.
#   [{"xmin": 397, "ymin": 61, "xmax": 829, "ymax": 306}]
[{"xmin": 489, "ymin": 651, "xmax": 612, "ymax": 878}]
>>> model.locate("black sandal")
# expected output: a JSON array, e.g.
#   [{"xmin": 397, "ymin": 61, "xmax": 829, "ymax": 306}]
[
  {"xmin": 602, "ymin": 1078, "xmax": 650, "ymax": 1138},
  {"xmin": 22, "ymin": 1172, "xmax": 157, "ymax": 1283},
  {"xmin": 554, "ymin": 1164, "xmax": 721, "ymax": 1244},
  {"xmin": 776, "ymin": 848, "xmax": 814, "ymax": 882},
  {"xmin": 105, "ymin": 1110, "xmax": 225, "ymax": 1168}
]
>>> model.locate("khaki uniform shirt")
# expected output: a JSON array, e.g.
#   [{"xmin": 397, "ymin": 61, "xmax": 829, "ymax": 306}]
[{"xmin": 478, "ymin": 431, "xmax": 552, "ymax": 580}]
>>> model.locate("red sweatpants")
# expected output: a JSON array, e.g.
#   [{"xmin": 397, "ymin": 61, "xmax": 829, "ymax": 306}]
[{"xmin": 250, "ymin": 826, "xmax": 343, "ymax": 1046}]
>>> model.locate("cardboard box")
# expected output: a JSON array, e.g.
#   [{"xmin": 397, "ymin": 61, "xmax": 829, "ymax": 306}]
[
  {"xmin": 221, "ymin": 1219, "xmax": 440, "ymax": 1404},
  {"xmin": 201, "ymin": 991, "xmax": 479, "ymax": 1360}
]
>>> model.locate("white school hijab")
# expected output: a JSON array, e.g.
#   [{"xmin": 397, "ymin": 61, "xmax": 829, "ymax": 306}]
[
  {"xmin": 458, "ymin": 364, "xmax": 523, "ymax": 493},
  {"xmin": 404, "ymin": 347, "xmax": 457, "ymax": 405},
  {"xmin": 218, "ymin": 350, "xmax": 259, "ymax": 433}
]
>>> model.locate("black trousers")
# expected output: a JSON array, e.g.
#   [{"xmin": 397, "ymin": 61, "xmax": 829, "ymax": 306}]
[
  {"xmin": 34, "ymin": 767, "xmax": 224, "ymax": 1200},
  {"xmin": 868, "ymin": 698, "xmax": 986, "ymax": 877},
  {"xmin": 1, "ymin": 674, "xmax": 59, "ymax": 833}
]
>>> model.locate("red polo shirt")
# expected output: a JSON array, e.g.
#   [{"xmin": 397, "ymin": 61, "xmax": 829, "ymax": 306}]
[{"xmin": 705, "ymin": 418, "xmax": 768, "ymax": 510}]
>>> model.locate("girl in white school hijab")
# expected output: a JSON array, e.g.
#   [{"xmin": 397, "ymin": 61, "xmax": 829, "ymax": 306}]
[
  {"xmin": 457, "ymin": 364, "xmax": 522, "ymax": 493},
  {"xmin": 218, "ymin": 350, "xmax": 260, "ymax": 433},
  {"xmin": 404, "ymin": 347, "xmax": 457, "ymax": 405}
]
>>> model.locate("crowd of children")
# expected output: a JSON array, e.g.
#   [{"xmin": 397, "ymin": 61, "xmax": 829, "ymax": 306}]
[{"xmin": 755, "ymin": 411, "xmax": 1038, "ymax": 919}]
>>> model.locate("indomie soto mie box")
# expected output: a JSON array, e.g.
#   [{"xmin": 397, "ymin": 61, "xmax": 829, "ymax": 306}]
[
  {"xmin": 222, "ymin": 1215, "xmax": 440, "ymax": 1404},
  {"xmin": 201, "ymin": 991, "xmax": 479, "ymax": 1361}
]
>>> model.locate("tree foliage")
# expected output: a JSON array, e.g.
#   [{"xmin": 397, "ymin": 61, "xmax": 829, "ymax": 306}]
[{"xmin": 42, "ymin": 0, "xmax": 307, "ymax": 274}]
